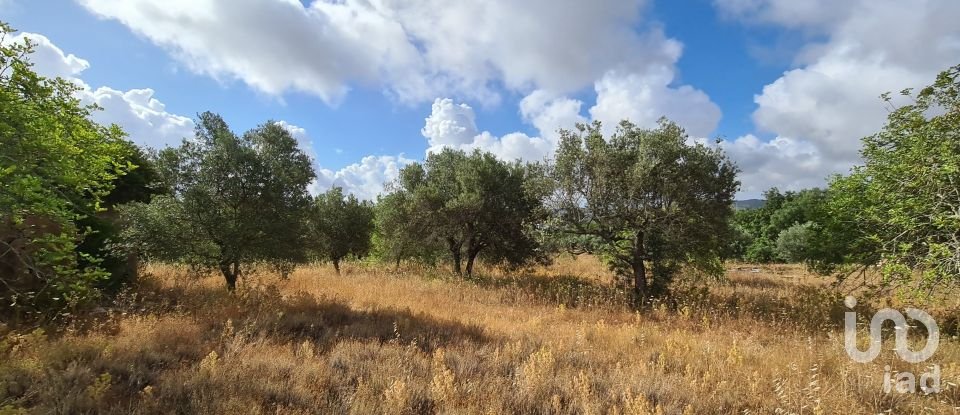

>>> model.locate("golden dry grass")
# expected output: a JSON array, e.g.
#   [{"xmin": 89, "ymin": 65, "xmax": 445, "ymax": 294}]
[{"xmin": 2, "ymin": 256, "xmax": 959, "ymax": 414}]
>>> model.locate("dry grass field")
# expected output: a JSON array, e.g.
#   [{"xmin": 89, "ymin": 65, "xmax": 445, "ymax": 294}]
[{"xmin": 2, "ymin": 256, "xmax": 959, "ymax": 414}]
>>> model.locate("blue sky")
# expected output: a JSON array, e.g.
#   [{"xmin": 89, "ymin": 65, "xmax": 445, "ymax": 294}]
[{"xmin": 4, "ymin": 0, "xmax": 958, "ymax": 198}]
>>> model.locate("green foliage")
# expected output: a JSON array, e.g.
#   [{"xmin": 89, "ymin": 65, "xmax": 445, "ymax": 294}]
[
  {"xmin": 306, "ymin": 187, "xmax": 375, "ymax": 274},
  {"xmin": 732, "ymin": 188, "xmax": 830, "ymax": 263},
  {"xmin": 372, "ymin": 190, "xmax": 443, "ymax": 267},
  {"xmin": 78, "ymin": 143, "xmax": 167, "ymax": 292},
  {"xmin": 825, "ymin": 64, "xmax": 960, "ymax": 291},
  {"xmin": 119, "ymin": 114, "xmax": 315, "ymax": 289},
  {"xmin": 744, "ymin": 236, "xmax": 776, "ymax": 263},
  {"xmin": 774, "ymin": 222, "xmax": 815, "ymax": 263},
  {"xmin": 386, "ymin": 149, "xmax": 548, "ymax": 276},
  {"xmin": 548, "ymin": 119, "xmax": 739, "ymax": 300},
  {"xmin": 0, "ymin": 23, "xmax": 132, "ymax": 323}
]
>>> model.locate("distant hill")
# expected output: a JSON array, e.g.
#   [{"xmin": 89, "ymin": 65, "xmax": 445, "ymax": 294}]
[{"xmin": 734, "ymin": 199, "xmax": 765, "ymax": 210}]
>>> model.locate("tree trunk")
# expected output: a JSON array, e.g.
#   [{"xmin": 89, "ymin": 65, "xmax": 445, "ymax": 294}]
[
  {"xmin": 448, "ymin": 238, "xmax": 463, "ymax": 276},
  {"xmin": 452, "ymin": 249, "xmax": 462, "ymax": 276},
  {"xmin": 464, "ymin": 239, "xmax": 483, "ymax": 278},
  {"xmin": 649, "ymin": 259, "xmax": 671, "ymax": 298},
  {"xmin": 394, "ymin": 256, "xmax": 401, "ymax": 272},
  {"xmin": 465, "ymin": 252, "xmax": 477, "ymax": 277},
  {"xmin": 332, "ymin": 258, "xmax": 341, "ymax": 276},
  {"xmin": 220, "ymin": 260, "xmax": 239, "ymax": 292},
  {"xmin": 632, "ymin": 258, "xmax": 647, "ymax": 301},
  {"xmin": 632, "ymin": 231, "xmax": 648, "ymax": 302}
]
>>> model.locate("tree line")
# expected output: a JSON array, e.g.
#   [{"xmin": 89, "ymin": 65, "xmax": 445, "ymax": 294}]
[
  {"xmin": 3, "ymin": 22, "xmax": 958, "ymax": 325},
  {"xmin": 728, "ymin": 66, "xmax": 960, "ymax": 293}
]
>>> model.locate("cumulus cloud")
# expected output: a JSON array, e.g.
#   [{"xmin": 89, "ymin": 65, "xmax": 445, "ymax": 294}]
[
  {"xmin": 75, "ymin": 0, "xmax": 710, "ymax": 109},
  {"xmin": 312, "ymin": 155, "xmax": 415, "ymax": 201},
  {"xmin": 85, "ymin": 87, "xmax": 195, "ymax": 149},
  {"xmin": 713, "ymin": 0, "xmax": 857, "ymax": 31},
  {"xmin": 274, "ymin": 121, "xmax": 413, "ymax": 200},
  {"xmin": 421, "ymin": 99, "xmax": 481, "ymax": 147},
  {"xmin": 589, "ymin": 67, "xmax": 722, "ymax": 138},
  {"xmin": 410, "ymin": 6, "xmax": 722, "ymax": 163},
  {"xmin": 421, "ymin": 63, "xmax": 721, "ymax": 165},
  {"xmin": 7, "ymin": 32, "xmax": 90, "ymax": 78},
  {"xmin": 422, "ymin": 96, "xmax": 585, "ymax": 162},
  {"xmin": 385, "ymin": 0, "xmax": 660, "ymax": 95},
  {"xmin": 720, "ymin": 135, "xmax": 839, "ymax": 197},
  {"xmin": 9, "ymin": 28, "xmax": 415, "ymax": 200},
  {"xmin": 713, "ymin": 0, "xmax": 960, "ymax": 195},
  {"xmin": 519, "ymin": 90, "xmax": 588, "ymax": 142},
  {"xmin": 6, "ymin": 32, "xmax": 194, "ymax": 149},
  {"xmin": 74, "ymin": 0, "xmax": 727, "ymax": 193},
  {"xmin": 78, "ymin": 0, "xmax": 423, "ymax": 104}
]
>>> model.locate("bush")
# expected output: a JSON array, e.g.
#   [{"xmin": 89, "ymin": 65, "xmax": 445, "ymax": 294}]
[
  {"xmin": 775, "ymin": 222, "xmax": 814, "ymax": 263},
  {"xmin": 0, "ymin": 23, "xmax": 132, "ymax": 324}
]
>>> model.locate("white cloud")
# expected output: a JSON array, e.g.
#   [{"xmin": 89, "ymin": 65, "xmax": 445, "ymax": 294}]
[
  {"xmin": 7, "ymin": 32, "xmax": 89, "ymax": 78},
  {"xmin": 420, "ymin": 56, "xmax": 722, "ymax": 163},
  {"xmin": 421, "ymin": 99, "xmax": 481, "ymax": 147},
  {"xmin": 752, "ymin": 59, "xmax": 924, "ymax": 164},
  {"xmin": 313, "ymin": 155, "xmax": 415, "ymax": 201},
  {"xmin": 85, "ymin": 87, "xmax": 194, "ymax": 149},
  {"xmin": 519, "ymin": 90, "xmax": 587, "ymax": 142},
  {"xmin": 385, "ymin": 0, "xmax": 659, "ymax": 95},
  {"xmin": 421, "ymin": 98, "xmax": 564, "ymax": 161},
  {"xmin": 75, "ymin": 0, "xmax": 709, "ymax": 109},
  {"xmin": 720, "ymin": 134, "xmax": 843, "ymax": 198},
  {"xmin": 276, "ymin": 122, "xmax": 412, "ymax": 201},
  {"xmin": 713, "ymin": 0, "xmax": 960, "ymax": 195},
  {"xmin": 713, "ymin": 0, "xmax": 856, "ymax": 31},
  {"xmin": 589, "ymin": 67, "xmax": 722, "ymax": 138},
  {"xmin": 6, "ymin": 32, "xmax": 194, "ymax": 149},
  {"xmin": 10, "ymin": 28, "xmax": 413, "ymax": 201},
  {"xmin": 78, "ymin": 0, "xmax": 423, "ymax": 104},
  {"xmin": 420, "ymin": 61, "xmax": 721, "ymax": 164}
]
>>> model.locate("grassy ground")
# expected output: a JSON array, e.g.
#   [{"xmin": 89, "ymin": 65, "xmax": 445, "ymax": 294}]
[{"xmin": 2, "ymin": 256, "xmax": 959, "ymax": 414}]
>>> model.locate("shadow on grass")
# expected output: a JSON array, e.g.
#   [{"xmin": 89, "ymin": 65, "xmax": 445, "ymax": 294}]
[
  {"xmin": 252, "ymin": 292, "xmax": 491, "ymax": 352},
  {"xmin": 100, "ymin": 273, "xmax": 493, "ymax": 353}
]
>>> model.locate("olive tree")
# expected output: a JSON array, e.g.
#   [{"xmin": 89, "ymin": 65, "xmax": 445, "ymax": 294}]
[
  {"xmin": 306, "ymin": 187, "xmax": 375, "ymax": 275},
  {"xmin": 119, "ymin": 113, "xmax": 314, "ymax": 290},
  {"xmin": 388, "ymin": 149, "xmax": 548, "ymax": 277},
  {"xmin": 549, "ymin": 119, "xmax": 739, "ymax": 301},
  {"xmin": 373, "ymin": 190, "xmax": 443, "ymax": 269}
]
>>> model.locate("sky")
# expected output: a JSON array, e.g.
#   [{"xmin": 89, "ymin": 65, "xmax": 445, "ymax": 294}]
[{"xmin": 4, "ymin": 0, "xmax": 959, "ymax": 199}]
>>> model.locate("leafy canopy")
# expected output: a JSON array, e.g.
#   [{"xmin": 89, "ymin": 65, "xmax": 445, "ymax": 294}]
[
  {"xmin": 306, "ymin": 187, "xmax": 375, "ymax": 274},
  {"xmin": 549, "ymin": 119, "xmax": 739, "ymax": 299},
  {"xmin": 119, "ymin": 113, "xmax": 315, "ymax": 289},
  {"xmin": 372, "ymin": 190, "xmax": 443, "ymax": 267},
  {"xmin": 389, "ymin": 148, "xmax": 548, "ymax": 276},
  {"xmin": 731, "ymin": 188, "xmax": 829, "ymax": 263},
  {"xmin": 826, "ymin": 64, "xmax": 960, "ymax": 292},
  {"xmin": 0, "ymin": 23, "xmax": 132, "ymax": 322}
]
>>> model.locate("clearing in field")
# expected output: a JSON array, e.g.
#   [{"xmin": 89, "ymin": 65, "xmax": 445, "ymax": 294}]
[{"xmin": 3, "ymin": 257, "xmax": 958, "ymax": 414}]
